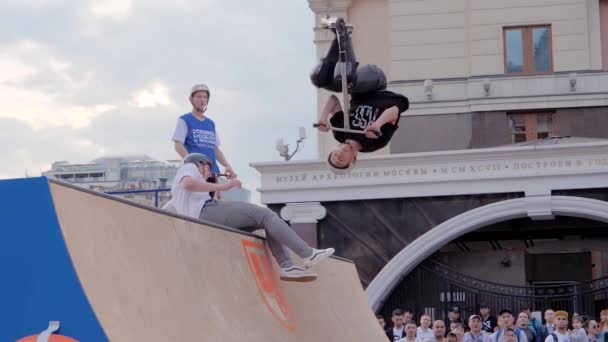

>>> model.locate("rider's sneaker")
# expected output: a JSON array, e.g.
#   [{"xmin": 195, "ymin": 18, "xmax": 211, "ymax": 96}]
[
  {"xmin": 279, "ymin": 266, "xmax": 318, "ymax": 282},
  {"xmin": 303, "ymin": 248, "xmax": 335, "ymax": 269}
]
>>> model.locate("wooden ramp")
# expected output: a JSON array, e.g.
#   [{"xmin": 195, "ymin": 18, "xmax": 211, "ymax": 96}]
[{"xmin": 0, "ymin": 177, "xmax": 385, "ymax": 341}]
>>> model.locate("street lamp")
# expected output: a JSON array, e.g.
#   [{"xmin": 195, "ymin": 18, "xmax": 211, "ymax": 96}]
[{"xmin": 276, "ymin": 127, "xmax": 306, "ymax": 161}]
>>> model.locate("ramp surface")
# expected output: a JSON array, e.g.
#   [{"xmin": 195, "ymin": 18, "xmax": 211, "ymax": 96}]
[{"xmin": 0, "ymin": 177, "xmax": 386, "ymax": 341}]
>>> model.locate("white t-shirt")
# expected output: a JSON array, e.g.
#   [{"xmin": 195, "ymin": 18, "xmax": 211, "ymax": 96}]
[
  {"xmin": 172, "ymin": 117, "xmax": 221, "ymax": 146},
  {"xmin": 417, "ymin": 327, "xmax": 434, "ymax": 340},
  {"xmin": 545, "ymin": 331, "xmax": 571, "ymax": 342},
  {"xmin": 170, "ymin": 163, "xmax": 211, "ymax": 218}
]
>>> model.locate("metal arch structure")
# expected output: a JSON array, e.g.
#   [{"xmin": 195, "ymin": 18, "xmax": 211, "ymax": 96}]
[{"xmin": 365, "ymin": 195, "xmax": 608, "ymax": 313}]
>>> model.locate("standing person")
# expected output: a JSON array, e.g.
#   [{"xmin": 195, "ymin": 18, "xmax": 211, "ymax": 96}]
[
  {"xmin": 452, "ymin": 323, "xmax": 465, "ymax": 342},
  {"xmin": 402, "ymin": 320, "xmax": 420, "ymax": 342},
  {"xmin": 431, "ymin": 320, "xmax": 447, "ymax": 342},
  {"xmin": 504, "ymin": 329, "xmax": 519, "ymax": 342},
  {"xmin": 447, "ymin": 307, "xmax": 465, "ymax": 332},
  {"xmin": 521, "ymin": 305, "xmax": 543, "ymax": 340},
  {"xmin": 542, "ymin": 310, "xmax": 557, "ymax": 341},
  {"xmin": 481, "ymin": 303, "xmax": 499, "ymax": 333},
  {"xmin": 600, "ymin": 310, "xmax": 608, "ymax": 333},
  {"xmin": 418, "ymin": 314, "xmax": 435, "ymax": 340},
  {"xmin": 447, "ymin": 333, "xmax": 459, "ymax": 342},
  {"xmin": 378, "ymin": 315, "xmax": 387, "ymax": 331},
  {"xmin": 518, "ymin": 311, "xmax": 538, "ymax": 342},
  {"xmin": 172, "ymin": 84, "xmax": 237, "ymax": 198},
  {"xmin": 490, "ymin": 309, "xmax": 528, "ymax": 342},
  {"xmin": 544, "ymin": 311, "xmax": 571, "ymax": 342},
  {"xmin": 387, "ymin": 309, "xmax": 407, "ymax": 341},
  {"xmin": 170, "ymin": 153, "xmax": 334, "ymax": 281},
  {"xmin": 403, "ymin": 308, "xmax": 415, "ymax": 323},
  {"xmin": 570, "ymin": 316, "xmax": 586, "ymax": 342},
  {"xmin": 463, "ymin": 315, "xmax": 492, "ymax": 342},
  {"xmin": 585, "ymin": 319, "xmax": 600, "ymax": 342}
]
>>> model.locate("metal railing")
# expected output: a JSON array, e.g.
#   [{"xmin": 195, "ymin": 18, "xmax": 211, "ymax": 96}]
[
  {"xmin": 105, "ymin": 188, "xmax": 170, "ymax": 208},
  {"xmin": 380, "ymin": 259, "xmax": 608, "ymax": 321}
]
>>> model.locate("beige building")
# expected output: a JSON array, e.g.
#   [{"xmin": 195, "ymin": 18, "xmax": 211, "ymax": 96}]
[
  {"xmin": 310, "ymin": 0, "xmax": 608, "ymax": 157},
  {"xmin": 253, "ymin": 0, "xmax": 608, "ymax": 320}
]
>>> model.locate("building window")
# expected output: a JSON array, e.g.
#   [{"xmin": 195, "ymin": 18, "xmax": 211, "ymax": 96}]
[
  {"xmin": 508, "ymin": 113, "xmax": 555, "ymax": 143},
  {"xmin": 504, "ymin": 25, "xmax": 553, "ymax": 75}
]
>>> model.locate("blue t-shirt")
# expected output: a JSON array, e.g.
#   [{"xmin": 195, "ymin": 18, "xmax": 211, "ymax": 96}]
[{"xmin": 178, "ymin": 113, "xmax": 220, "ymax": 173}]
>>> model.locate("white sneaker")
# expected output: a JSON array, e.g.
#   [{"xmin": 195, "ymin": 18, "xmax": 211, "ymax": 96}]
[
  {"xmin": 280, "ymin": 266, "xmax": 318, "ymax": 282},
  {"xmin": 303, "ymin": 248, "xmax": 335, "ymax": 269}
]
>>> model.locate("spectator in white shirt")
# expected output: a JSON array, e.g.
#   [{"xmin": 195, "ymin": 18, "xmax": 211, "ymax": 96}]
[
  {"xmin": 543, "ymin": 310, "xmax": 557, "ymax": 340},
  {"xmin": 418, "ymin": 314, "xmax": 434, "ymax": 340},
  {"xmin": 463, "ymin": 315, "xmax": 491, "ymax": 342},
  {"xmin": 544, "ymin": 311, "xmax": 571, "ymax": 342},
  {"xmin": 403, "ymin": 320, "xmax": 419, "ymax": 342}
]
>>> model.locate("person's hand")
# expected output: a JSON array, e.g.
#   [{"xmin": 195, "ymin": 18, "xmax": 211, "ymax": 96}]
[
  {"xmin": 215, "ymin": 191, "xmax": 223, "ymax": 201},
  {"xmin": 363, "ymin": 123, "xmax": 381, "ymax": 139},
  {"xmin": 227, "ymin": 179, "xmax": 242, "ymax": 190},
  {"xmin": 316, "ymin": 119, "xmax": 330, "ymax": 132},
  {"xmin": 225, "ymin": 167, "xmax": 237, "ymax": 179}
]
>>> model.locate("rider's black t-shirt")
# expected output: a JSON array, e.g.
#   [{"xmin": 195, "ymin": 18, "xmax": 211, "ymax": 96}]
[{"xmin": 330, "ymin": 90, "xmax": 409, "ymax": 153}]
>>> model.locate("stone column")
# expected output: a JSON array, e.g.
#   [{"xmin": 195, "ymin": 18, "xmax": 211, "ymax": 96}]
[{"xmin": 280, "ymin": 202, "xmax": 327, "ymax": 247}]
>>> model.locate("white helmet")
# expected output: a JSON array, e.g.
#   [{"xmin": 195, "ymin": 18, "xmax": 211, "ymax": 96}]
[{"xmin": 189, "ymin": 84, "xmax": 210, "ymax": 98}]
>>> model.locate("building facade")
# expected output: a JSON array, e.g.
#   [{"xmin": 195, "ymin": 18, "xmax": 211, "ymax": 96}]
[
  {"xmin": 43, "ymin": 155, "xmax": 251, "ymax": 207},
  {"xmin": 252, "ymin": 0, "xmax": 608, "ymax": 322}
]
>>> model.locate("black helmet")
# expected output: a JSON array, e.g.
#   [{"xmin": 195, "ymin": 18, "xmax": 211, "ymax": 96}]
[
  {"xmin": 350, "ymin": 64, "xmax": 387, "ymax": 94},
  {"xmin": 184, "ymin": 153, "xmax": 212, "ymax": 167}
]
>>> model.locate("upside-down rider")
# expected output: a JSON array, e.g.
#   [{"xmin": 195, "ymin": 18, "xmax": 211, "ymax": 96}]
[{"xmin": 311, "ymin": 17, "xmax": 409, "ymax": 172}]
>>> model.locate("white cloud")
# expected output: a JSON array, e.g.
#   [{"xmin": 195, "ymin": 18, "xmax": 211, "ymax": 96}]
[
  {"xmin": 77, "ymin": 138, "xmax": 107, "ymax": 154},
  {"xmin": 90, "ymin": 0, "xmax": 131, "ymax": 19},
  {"xmin": 0, "ymin": 86, "xmax": 114, "ymax": 129},
  {"xmin": 0, "ymin": 0, "xmax": 317, "ymax": 209},
  {"xmin": 3, "ymin": 0, "xmax": 68, "ymax": 8},
  {"xmin": 0, "ymin": 40, "xmax": 114, "ymax": 129},
  {"xmin": 0, "ymin": 56, "xmax": 35, "ymax": 82},
  {"xmin": 134, "ymin": 82, "xmax": 172, "ymax": 108}
]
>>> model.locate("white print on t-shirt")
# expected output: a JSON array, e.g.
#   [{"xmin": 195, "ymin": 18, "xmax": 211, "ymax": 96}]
[
  {"xmin": 192, "ymin": 129, "xmax": 217, "ymax": 146},
  {"xmin": 350, "ymin": 105, "xmax": 380, "ymax": 129}
]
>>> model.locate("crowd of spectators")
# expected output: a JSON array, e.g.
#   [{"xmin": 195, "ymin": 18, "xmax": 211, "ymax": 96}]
[{"xmin": 378, "ymin": 305, "xmax": 608, "ymax": 342}]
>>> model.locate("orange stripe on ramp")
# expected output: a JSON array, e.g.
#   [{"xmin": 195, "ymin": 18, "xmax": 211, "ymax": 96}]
[{"xmin": 241, "ymin": 239, "xmax": 296, "ymax": 332}]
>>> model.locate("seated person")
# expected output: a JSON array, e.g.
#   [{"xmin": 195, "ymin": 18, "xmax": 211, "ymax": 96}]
[{"xmin": 170, "ymin": 153, "xmax": 335, "ymax": 282}]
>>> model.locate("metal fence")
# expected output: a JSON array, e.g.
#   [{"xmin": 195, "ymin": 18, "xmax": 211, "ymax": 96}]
[{"xmin": 380, "ymin": 259, "xmax": 608, "ymax": 322}]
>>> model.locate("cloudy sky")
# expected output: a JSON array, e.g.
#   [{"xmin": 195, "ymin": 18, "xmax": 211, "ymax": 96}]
[{"xmin": 0, "ymin": 0, "xmax": 319, "ymax": 202}]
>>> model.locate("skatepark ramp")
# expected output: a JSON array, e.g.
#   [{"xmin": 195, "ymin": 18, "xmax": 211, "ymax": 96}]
[{"xmin": 0, "ymin": 177, "xmax": 386, "ymax": 341}]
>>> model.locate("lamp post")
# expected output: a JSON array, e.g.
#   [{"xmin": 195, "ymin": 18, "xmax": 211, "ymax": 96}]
[{"xmin": 276, "ymin": 127, "xmax": 307, "ymax": 161}]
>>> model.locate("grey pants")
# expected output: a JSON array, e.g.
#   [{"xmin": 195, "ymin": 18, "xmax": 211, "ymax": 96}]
[{"xmin": 199, "ymin": 200, "xmax": 313, "ymax": 268}]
